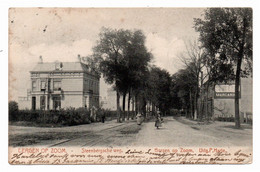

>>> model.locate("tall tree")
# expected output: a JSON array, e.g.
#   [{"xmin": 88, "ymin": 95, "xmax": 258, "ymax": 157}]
[
  {"xmin": 194, "ymin": 8, "xmax": 252, "ymax": 128},
  {"xmin": 179, "ymin": 40, "xmax": 204, "ymax": 120},
  {"xmin": 145, "ymin": 66, "xmax": 172, "ymax": 115},
  {"xmin": 172, "ymin": 68, "xmax": 197, "ymax": 118},
  {"xmin": 92, "ymin": 28, "xmax": 152, "ymax": 122},
  {"xmin": 93, "ymin": 27, "xmax": 131, "ymax": 122},
  {"xmin": 124, "ymin": 30, "xmax": 153, "ymax": 117}
]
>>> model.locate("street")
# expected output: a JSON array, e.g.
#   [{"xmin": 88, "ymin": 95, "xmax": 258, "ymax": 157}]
[{"xmin": 9, "ymin": 116, "xmax": 252, "ymax": 148}]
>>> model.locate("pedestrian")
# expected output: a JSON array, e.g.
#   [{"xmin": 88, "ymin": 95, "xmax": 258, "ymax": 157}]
[
  {"xmin": 90, "ymin": 106, "xmax": 97, "ymax": 121},
  {"xmin": 101, "ymin": 109, "xmax": 105, "ymax": 123},
  {"xmin": 155, "ymin": 111, "xmax": 162, "ymax": 129},
  {"xmin": 136, "ymin": 113, "xmax": 142, "ymax": 125}
]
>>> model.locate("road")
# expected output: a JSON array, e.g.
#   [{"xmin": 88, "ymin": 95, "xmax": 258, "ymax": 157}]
[
  {"xmin": 9, "ymin": 116, "xmax": 252, "ymax": 147},
  {"xmin": 134, "ymin": 117, "xmax": 252, "ymax": 147}
]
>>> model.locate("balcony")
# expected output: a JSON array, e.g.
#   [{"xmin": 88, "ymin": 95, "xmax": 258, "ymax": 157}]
[{"xmin": 53, "ymin": 88, "xmax": 62, "ymax": 94}]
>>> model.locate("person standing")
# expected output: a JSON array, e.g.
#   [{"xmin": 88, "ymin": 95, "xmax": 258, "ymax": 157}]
[
  {"xmin": 101, "ymin": 109, "xmax": 105, "ymax": 123},
  {"xmin": 155, "ymin": 111, "xmax": 162, "ymax": 129}
]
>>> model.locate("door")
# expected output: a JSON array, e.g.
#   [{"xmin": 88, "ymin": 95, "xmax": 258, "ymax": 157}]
[
  {"xmin": 53, "ymin": 97, "xmax": 61, "ymax": 110},
  {"xmin": 40, "ymin": 96, "xmax": 46, "ymax": 110},
  {"xmin": 32, "ymin": 97, "xmax": 36, "ymax": 110}
]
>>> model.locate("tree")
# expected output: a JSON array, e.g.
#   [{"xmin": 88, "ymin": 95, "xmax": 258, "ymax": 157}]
[
  {"xmin": 172, "ymin": 68, "xmax": 197, "ymax": 118},
  {"xmin": 145, "ymin": 66, "xmax": 172, "ymax": 116},
  {"xmin": 93, "ymin": 27, "xmax": 131, "ymax": 122},
  {"xmin": 179, "ymin": 40, "xmax": 204, "ymax": 120},
  {"xmin": 9, "ymin": 101, "xmax": 19, "ymax": 121},
  {"xmin": 92, "ymin": 28, "xmax": 152, "ymax": 122},
  {"xmin": 194, "ymin": 8, "xmax": 252, "ymax": 128},
  {"xmin": 121, "ymin": 30, "xmax": 152, "ymax": 120}
]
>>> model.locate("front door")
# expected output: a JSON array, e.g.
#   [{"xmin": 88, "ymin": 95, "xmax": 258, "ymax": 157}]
[
  {"xmin": 40, "ymin": 96, "xmax": 46, "ymax": 110},
  {"xmin": 53, "ymin": 97, "xmax": 61, "ymax": 110},
  {"xmin": 32, "ymin": 97, "xmax": 36, "ymax": 110}
]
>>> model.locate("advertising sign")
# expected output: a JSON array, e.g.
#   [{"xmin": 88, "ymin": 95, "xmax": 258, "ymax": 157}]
[{"xmin": 214, "ymin": 84, "xmax": 241, "ymax": 99}]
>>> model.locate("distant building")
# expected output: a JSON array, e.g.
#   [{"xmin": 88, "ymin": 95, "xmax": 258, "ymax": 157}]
[
  {"xmin": 101, "ymin": 87, "xmax": 131, "ymax": 111},
  {"xmin": 18, "ymin": 55, "xmax": 100, "ymax": 110},
  {"xmin": 199, "ymin": 77, "xmax": 252, "ymax": 123},
  {"xmin": 102, "ymin": 87, "xmax": 117, "ymax": 110}
]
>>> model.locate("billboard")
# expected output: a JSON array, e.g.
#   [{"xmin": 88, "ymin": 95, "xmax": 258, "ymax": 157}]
[{"xmin": 214, "ymin": 84, "xmax": 241, "ymax": 99}]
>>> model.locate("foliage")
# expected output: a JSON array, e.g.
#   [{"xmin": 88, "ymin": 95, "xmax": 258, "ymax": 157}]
[
  {"xmin": 194, "ymin": 8, "xmax": 252, "ymax": 75},
  {"xmin": 92, "ymin": 27, "xmax": 152, "ymax": 121},
  {"xmin": 171, "ymin": 66, "xmax": 198, "ymax": 117},
  {"xmin": 9, "ymin": 107, "xmax": 91, "ymax": 126},
  {"xmin": 216, "ymin": 117, "xmax": 235, "ymax": 122},
  {"xmin": 9, "ymin": 106, "xmax": 122, "ymax": 127},
  {"xmin": 9, "ymin": 101, "xmax": 19, "ymax": 121},
  {"xmin": 169, "ymin": 109, "xmax": 179, "ymax": 116},
  {"xmin": 194, "ymin": 8, "xmax": 252, "ymax": 128}
]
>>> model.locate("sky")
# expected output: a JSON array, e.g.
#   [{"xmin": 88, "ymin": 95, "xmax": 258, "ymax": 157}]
[{"xmin": 9, "ymin": 8, "xmax": 204, "ymax": 100}]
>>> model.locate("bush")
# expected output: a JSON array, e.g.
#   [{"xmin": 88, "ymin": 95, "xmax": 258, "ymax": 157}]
[
  {"xmin": 103, "ymin": 110, "xmax": 117, "ymax": 121},
  {"xmin": 216, "ymin": 116, "xmax": 234, "ymax": 122},
  {"xmin": 170, "ymin": 109, "xmax": 179, "ymax": 116},
  {"xmin": 10, "ymin": 107, "xmax": 121, "ymax": 127},
  {"xmin": 9, "ymin": 101, "xmax": 19, "ymax": 121},
  {"xmin": 11, "ymin": 107, "xmax": 91, "ymax": 126}
]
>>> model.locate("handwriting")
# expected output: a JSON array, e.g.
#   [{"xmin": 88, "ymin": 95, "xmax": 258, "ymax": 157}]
[{"xmin": 9, "ymin": 147, "xmax": 252, "ymax": 165}]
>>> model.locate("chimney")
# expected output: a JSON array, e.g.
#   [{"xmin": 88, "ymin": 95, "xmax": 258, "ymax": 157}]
[
  {"xmin": 78, "ymin": 54, "xmax": 81, "ymax": 63},
  {"xmin": 38, "ymin": 55, "xmax": 43, "ymax": 63}
]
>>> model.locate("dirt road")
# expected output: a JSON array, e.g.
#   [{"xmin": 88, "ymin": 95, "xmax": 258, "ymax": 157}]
[
  {"xmin": 9, "ymin": 116, "xmax": 252, "ymax": 147},
  {"xmin": 134, "ymin": 117, "xmax": 252, "ymax": 147}
]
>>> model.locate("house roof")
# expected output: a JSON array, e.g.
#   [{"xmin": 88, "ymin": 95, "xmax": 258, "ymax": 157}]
[{"xmin": 30, "ymin": 62, "xmax": 89, "ymax": 72}]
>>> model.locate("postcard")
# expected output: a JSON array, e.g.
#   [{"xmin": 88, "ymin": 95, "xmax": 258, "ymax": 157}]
[{"xmin": 8, "ymin": 8, "xmax": 253, "ymax": 164}]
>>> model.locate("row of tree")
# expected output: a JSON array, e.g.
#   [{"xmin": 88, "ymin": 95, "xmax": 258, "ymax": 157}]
[
  {"xmin": 174, "ymin": 8, "xmax": 252, "ymax": 128},
  {"xmin": 85, "ymin": 28, "xmax": 172, "ymax": 122},
  {"xmin": 85, "ymin": 8, "xmax": 252, "ymax": 128}
]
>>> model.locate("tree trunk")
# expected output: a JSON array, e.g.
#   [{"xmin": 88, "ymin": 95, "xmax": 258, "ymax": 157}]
[
  {"xmin": 116, "ymin": 89, "xmax": 121, "ymax": 123},
  {"xmin": 199, "ymin": 71, "xmax": 204, "ymax": 121},
  {"xmin": 235, "ymin": 16, "xmax": 247, "ymax": 128},
  {"xmin": 135, "ymin": 94, "xmax": 138, "ymax": 115},
  {"xmin": 131, "ymin": 96, "xmax": 135, "ymax": 120},
  {"xmin": 142, "ymin": 97, "xmax": 147, "ymax": 120},
  {"xmin": 194, "ymin": 75, "xmax": 199, "ymax": 120},
  {"xmin": 235, "ymin": 56, "xmax": 242, "ymax": 128},
  {"xmin": 127, "ymin": 89, "xmax": 131, "ymax": 120},
  {"xmin": 152, "ymin": 103, "xmax": 155, "ymax": 117},
  {"xmin": 194, "ymin": 91, "xmax": 197, "ymax": 120},
  {"xmin": 205, "ymin": 82, "xmax": 209, "ymax": 121},
  {"xmin": 122, "ymin": 91, "xmax": 126, "ymax": 122},
  {"xmin": 189, "ymin": 88, "xmax": 193, "ymax": 119}
]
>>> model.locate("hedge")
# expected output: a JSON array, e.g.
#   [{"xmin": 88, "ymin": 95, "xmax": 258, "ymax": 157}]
[{"xmin": 9, "ymin": 107, "xmax": 118, "ymax": 126}]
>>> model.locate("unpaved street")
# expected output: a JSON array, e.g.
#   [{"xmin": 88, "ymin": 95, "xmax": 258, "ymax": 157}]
[
  {"xmin": 134, "ymin": 117, "xmax": 252, "ymax": 147},
  {"xmin": 9, "ymin": 117, "xmax": 252, "ymax": 147}
]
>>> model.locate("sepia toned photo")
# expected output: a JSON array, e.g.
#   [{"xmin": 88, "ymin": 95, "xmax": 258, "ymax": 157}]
[{"xmin": 8, "ymin": 8, "xmax": 252, "ymax": 164}]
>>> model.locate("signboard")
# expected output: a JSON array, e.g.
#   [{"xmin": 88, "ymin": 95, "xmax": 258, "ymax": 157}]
[{"xmin": 214, "ymin": 84, "xmax": 241, "ymax": 99}]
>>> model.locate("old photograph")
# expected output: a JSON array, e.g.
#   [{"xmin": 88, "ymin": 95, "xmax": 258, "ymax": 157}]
[{"xmin": 8, "ymin": 8, "xmax": 253, "ymax": 164}]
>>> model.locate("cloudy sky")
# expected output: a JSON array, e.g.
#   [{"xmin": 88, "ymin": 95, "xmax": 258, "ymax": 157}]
[{"xmin": 9, "ymin": 8, "xmax": 204, "ymax": 100}]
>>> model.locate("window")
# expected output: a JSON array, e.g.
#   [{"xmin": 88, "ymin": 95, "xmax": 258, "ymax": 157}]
[
  {"xmin": 53, "ymin": 81, "xmax": 61, "ymax": 91},
  {"xmin": 41, "ymin": 81, "xmax": 46, "ymax": 91},
  {"xmin": 32, "ymin": 81, "xmax": 36, "ymax": 91},
  {"xmin": 40, "ymin": 96, "xmax": 45, "ymax": 110}
]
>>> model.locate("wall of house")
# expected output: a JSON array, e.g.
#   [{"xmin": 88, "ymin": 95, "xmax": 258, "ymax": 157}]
[
  {"xmin": 62, "ymin": 94, "xmax": 83, "ymax": 108},
  {"xmin": 83, "ymin": 73, "xmax": 99, "ymax": 94},
  {"xmin": 18, "ymin": 97, "xmax": 31, "ymax": 110},
  {"xmin": 213, "ymin": 78, "xmax": 252, "ymax": 120},
  {"xmin": 83, "ymin": 73, "xmax": 100, "ymax": 109},
  {"xmin": 28, "ymin": 70, "xmax": 100, "ymax": 110},
  {"xmin": 62, "ymin": 78, "xmax": 83, "ymax": 92},
  {"xmin": 33, "ymin": 95, "xmax": 42, "ymax": 110}
]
